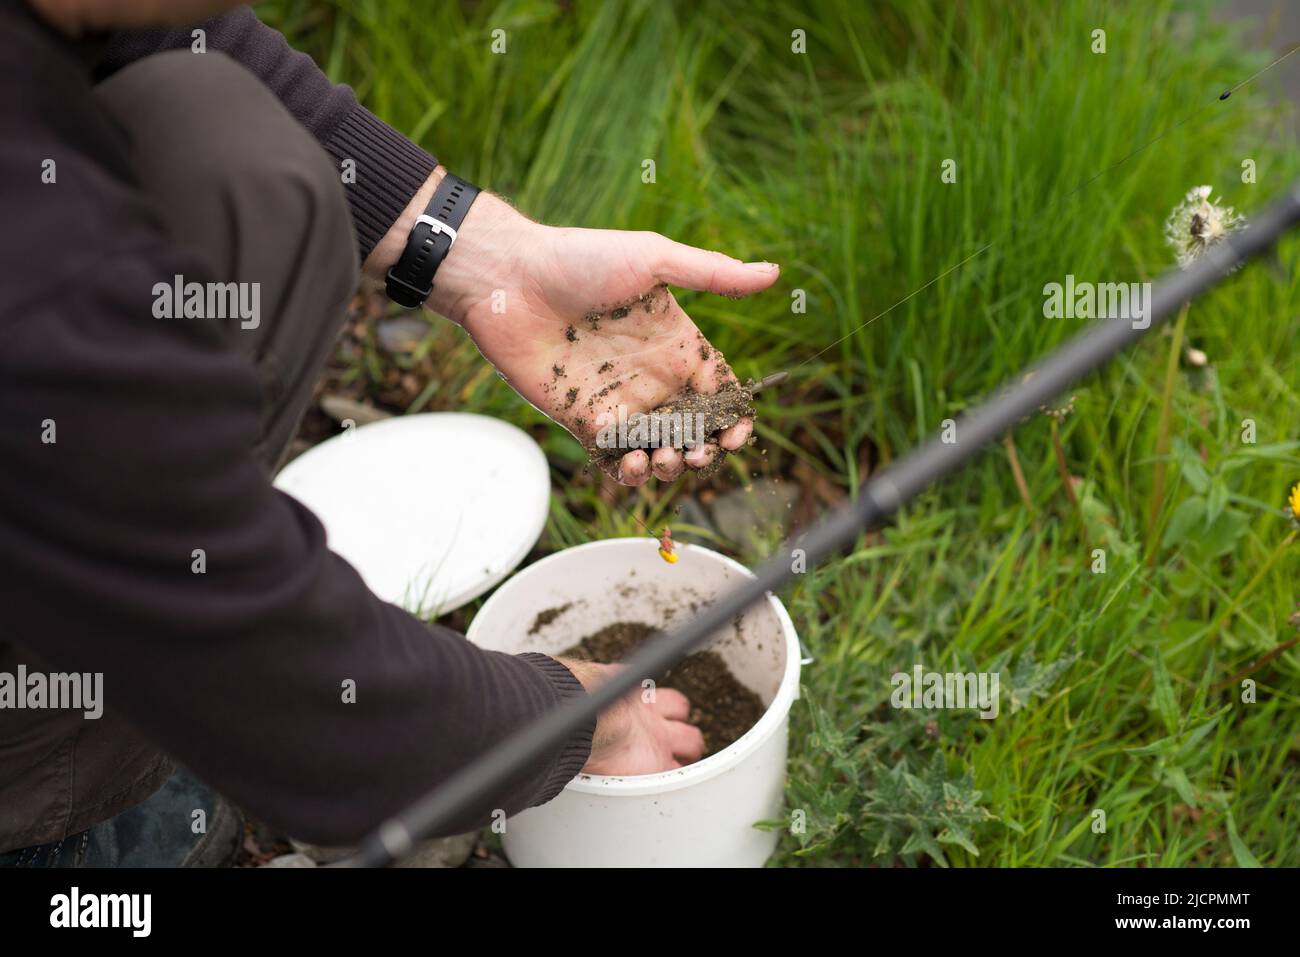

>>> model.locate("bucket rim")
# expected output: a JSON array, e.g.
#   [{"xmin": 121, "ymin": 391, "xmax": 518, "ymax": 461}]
[{"xmin": 469, "ymin": 537, "xmax": 801, "ymax": 797}]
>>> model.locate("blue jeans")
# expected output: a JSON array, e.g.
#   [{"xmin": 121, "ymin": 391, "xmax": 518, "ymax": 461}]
[{"xmin": 0, "ymin": 768, "xmax": 242, "ymax": 868}]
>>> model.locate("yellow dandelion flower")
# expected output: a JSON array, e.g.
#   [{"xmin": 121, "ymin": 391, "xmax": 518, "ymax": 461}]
[{"xmin": 1288, "ymin": 482, "xmax": 1300, "ymax": 527}]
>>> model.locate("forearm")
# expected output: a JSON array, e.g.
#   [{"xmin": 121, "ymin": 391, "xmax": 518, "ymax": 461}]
[
  {"xmin": 554, "ymin": 657, "xmax": 629, "ymax": 756},
  {"xmin": 3, "ymin": 242, "xmax": 594, "ymax": 843},
  {"xmin": 362, "ymin": 166, "xmax": 446, "ymax": 286}
]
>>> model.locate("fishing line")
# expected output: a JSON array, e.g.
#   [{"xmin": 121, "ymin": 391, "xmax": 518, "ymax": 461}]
[
  {"xmin": 795, "ymin": 41, "xmax": 1297, "ymax": 371},
  {"xmin": 605, "ymin": 33, "xmax": 1292, "ymax": 534},
  {"xmin": 338, "ymin": 180, "xmax": 1300, "ymax": 868}
]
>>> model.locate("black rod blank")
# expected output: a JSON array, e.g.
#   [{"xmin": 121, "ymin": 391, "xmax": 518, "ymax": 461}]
[{"xmin": 340, "ymin": 181, "xmax": 1300, "ymax": 868}]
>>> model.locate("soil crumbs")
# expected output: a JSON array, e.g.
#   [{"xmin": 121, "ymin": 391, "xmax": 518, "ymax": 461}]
[
  {"xmin": 586, "ymin": 379, "xmax": 755, "ymax": 480},
  {"xmin": 561, "ymin": 621, "xmax": 765, "ymax": 759},
  {"xmin": 528, "ymin": 603, "xmax": 573, "ymax": 635}
]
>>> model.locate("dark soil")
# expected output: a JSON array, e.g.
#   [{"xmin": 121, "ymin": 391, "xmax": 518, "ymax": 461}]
[
  {"xmin": 583, "ymin": 285, "xmax": 668, "ymax": 326},
  {"xmin": 528, "ymin": 603, "xmax": 573, "ymax": 635},
  {"xmin": 586, "ymin": 379, "xmax": 756, "ymax": 479},
  {"xmin": 561, "ymin": 621, "xmax": 765, "ymax": 759}
]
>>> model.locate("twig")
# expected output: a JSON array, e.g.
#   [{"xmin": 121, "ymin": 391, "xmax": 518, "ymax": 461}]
[
  {"xmin": 1050, "ymin": 418, "xmax": 1088, "ymax": 548},
  {"xmin": 748, "ymin": 371, "xmax": 789, "ymax": 395},
  {"xmin": 1003, "ymin": 434, "xmax": 1035, "ymax": 516},
  {"xmin": 1213, "ymin": 634, "xmax": 1300, "ymax": 691}
]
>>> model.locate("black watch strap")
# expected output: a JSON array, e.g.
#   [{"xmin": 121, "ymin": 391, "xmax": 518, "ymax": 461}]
[{"xmin": 385, "ymin": 173, "xmax": 480, "ymax": 308}]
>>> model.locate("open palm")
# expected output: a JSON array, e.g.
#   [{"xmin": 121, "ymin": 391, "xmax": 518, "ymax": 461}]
[{"xmin": 434, "ymin": 201, "xmax": 779, "ymax": 484}]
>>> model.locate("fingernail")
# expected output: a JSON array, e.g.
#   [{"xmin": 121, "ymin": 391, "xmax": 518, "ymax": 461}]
[{"xmin": 743, "ymin": 261, "xmax": 778, "ymax": 271}]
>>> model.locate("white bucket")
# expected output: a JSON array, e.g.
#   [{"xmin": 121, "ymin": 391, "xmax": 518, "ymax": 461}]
[{"xmin": 465, "ymin": 537, "xmax": 801, "ymax": 867}]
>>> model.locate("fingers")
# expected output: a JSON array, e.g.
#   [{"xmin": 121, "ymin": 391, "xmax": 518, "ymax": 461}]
[
  {"xmin": 650, "ymin": 235, "xmax": 779, "ymax": 298},
  {"xmin": 652, "ymin": 690, "xmax": 706, "ymax": 765},
  {"xmin": 618, "ymin": 449, "xmax": 650, "ymax": 486},
  {"xmin": 654, "ymin": 687, "xmax": 691, "ymax": 720},
  {"xmin": 617, "ymin": 427, "xmax": 736, "ymax": 481},
  {"xmin": 613, "ymin": 432, "xmax": 733, "ymax": 482},
  {"xmin": 651, "ymin": 446, "xmax": 684, "ymax": 481},
  {"xmin": 666, "ymin": 720, "xmax": 706, "ymax": 764},
  {"xmin": 718, "ymin": 416, "xmax": 752, "ymax": 451},
  {"xmin": 683, "ymin": 441, "xmax": 717, "ymax": 470}
]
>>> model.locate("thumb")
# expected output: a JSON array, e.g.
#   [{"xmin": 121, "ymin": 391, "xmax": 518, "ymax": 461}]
[{"xmin": 650, "ymin": 234, "xmax": 779, "ymax": 297}]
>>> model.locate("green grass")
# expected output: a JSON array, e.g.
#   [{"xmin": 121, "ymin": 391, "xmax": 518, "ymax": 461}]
[{"xmin": 260, "ymin": 0, "xmax": 1300, "ymax": 865}]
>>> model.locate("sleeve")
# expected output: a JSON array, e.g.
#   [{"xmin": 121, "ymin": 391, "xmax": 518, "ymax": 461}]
[
  {"xmin": 94, "ymin": 6, "xmax": 437, "ymax": 262},
  {"xmin": 0, "ymin": 237, "xmax": 593, "ymax": 844}
]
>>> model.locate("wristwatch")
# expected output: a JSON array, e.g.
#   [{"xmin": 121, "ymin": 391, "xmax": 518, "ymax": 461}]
[{"xmin": 385, "ymin": 172, "xmax": 480, "ymax": 308}]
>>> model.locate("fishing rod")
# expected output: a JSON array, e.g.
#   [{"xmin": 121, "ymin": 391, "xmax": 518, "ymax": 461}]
[{"xmin": 339, "ymin": 180, "xmax": 1300, "ymax": 868}]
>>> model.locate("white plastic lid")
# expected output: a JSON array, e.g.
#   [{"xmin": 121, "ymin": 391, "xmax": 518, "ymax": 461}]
[{"xmin": 274, "ymin": 412, "xmax": 550, "ymax": 616}]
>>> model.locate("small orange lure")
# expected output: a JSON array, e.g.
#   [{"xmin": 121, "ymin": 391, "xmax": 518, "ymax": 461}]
[{"xmin": 658, "ymin": 527, "xmax": 678, "ymax": 564}]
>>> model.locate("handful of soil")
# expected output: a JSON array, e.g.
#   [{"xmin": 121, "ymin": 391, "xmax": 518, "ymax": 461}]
[
  {"xmin": 561, "ymin": 621, "xmax": 765, "ymax": 759},
  {"xmin": 587, "ymin": 379, "xmax": 756, "ymax": 479}
]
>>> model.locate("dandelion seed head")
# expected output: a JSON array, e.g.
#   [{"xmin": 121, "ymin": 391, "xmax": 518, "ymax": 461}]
[
  {"xmin": 1164, "ymin": 185, "xmax": 1245, "ymax": 267},
  {"xmin": 1039, "ymin": 395, "xmax": 1076, "ymax": 422}
]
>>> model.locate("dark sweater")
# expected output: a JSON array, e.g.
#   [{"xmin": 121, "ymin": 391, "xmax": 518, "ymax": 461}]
[{"xmin": 0, "ymin": 2, "xmax": 592, "ymax": 849}]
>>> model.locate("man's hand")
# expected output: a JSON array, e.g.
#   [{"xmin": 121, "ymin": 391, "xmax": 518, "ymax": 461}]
[
  {"xmin": 366, "ymin": 168, "xmax": 780, "ymax": 484},
  {"xmin": 557, "ymin": 657, "xmax": 705, "ymax": 775}
]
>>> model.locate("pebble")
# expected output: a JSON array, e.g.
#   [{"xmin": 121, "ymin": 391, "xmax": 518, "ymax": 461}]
[
  {"xmin": 320, "ymin": 394, "xmax": 393, "ymax": 426},
  {"xmin": 375, "ymin": 316, "xmax": 431, "ymax": 354}
]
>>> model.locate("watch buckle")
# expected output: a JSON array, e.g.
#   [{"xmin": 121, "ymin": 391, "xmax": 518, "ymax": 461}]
[{"xmin": 415, "ymin": 214, "xmax": 458, "ymax": 245}]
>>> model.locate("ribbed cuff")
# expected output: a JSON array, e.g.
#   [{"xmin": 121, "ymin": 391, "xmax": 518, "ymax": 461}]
[
  {"xmin": 322, "ymin": 105, "xmax": 438, "ymax": 263},
  {"xmin": 517, "ymin": 652, "xmax": 596, "ymax": 803}
]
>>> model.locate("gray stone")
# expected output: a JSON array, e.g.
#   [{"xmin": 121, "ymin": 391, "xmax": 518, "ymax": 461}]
[
  {"xmin": 319, "ymin": 394, "xmax": 392, "ymax": 427},
  {"xmin": 375, "ymin": 316, "xmax": 432, "ymax": 354},
  {"xmin": 671, "ymin": 496, "xmax": 717, "ymax": 539},
  {"xmin": 708, "ymin": 478, "xmax": 799, "ymax": 551}
]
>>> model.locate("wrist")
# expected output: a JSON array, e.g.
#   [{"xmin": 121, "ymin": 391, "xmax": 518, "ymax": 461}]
[
  {"xmin": 426, "ymin": 191, "xmax": 537, "ymax": 326},
  {"xmin": 555, "ymin": 657, "xmax": 630, "ymax": 756},
  {"xmin": 362, "ymin": 165, "xmax": 446, "ymax": 285},
  {"xmin": 365, "ymin": 166, "xmax": 540, "ymax": 325}
]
